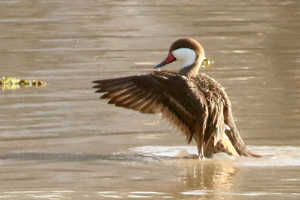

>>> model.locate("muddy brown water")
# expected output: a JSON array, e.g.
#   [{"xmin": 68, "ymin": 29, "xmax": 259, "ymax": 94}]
[{"xmin": 1, "ymin": 0, "xmax": 300, "ymax": 199}]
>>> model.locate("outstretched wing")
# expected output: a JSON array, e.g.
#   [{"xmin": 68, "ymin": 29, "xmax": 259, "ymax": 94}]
[{"xmin": 93, "ymin": 71, "xmax": 208, "ymax": 144}]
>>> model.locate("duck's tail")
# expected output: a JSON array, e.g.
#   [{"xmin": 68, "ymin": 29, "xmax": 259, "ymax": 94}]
[{"xmin": 225, "ymin": 129, "xmax": 263, "ymax": 158}]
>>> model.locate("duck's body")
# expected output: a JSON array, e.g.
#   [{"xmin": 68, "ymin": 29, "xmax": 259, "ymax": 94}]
[{"xmin": 93, "ymin": 38, "xmax": 260, "ymax": 159}]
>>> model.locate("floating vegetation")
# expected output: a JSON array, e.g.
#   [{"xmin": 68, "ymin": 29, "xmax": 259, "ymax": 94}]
[
  {"xmin": 201, "ymin": 57, "xmax": 214, "ymax": 67},
  {"xmin": 0, "ymin": 77, "xmax": 47, "ymax": 90}
]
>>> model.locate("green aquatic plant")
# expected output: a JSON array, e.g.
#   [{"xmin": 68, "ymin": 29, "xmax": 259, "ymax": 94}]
[
  {"xmin": 1, "ymin": 77, "xmax": 46, "ymax": 90},
  {"xmin": 201, "ymin": 57, "xmax": 214, "ymax": 67}
]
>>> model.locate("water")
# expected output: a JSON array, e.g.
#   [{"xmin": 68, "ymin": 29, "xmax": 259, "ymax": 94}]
[{"xmin": 1, "ymin": 0, "xmax": 300, "ymax": 199}]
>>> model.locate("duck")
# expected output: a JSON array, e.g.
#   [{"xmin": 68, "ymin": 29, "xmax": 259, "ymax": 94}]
[{"xmin": 93, "ymin": 38, "xmax": 261, "ymax": 159}]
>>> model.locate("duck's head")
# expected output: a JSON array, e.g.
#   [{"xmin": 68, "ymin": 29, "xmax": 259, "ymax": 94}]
[{"xmin": 154, "ymin": 38, "xmax": 205, "ymax": 75}]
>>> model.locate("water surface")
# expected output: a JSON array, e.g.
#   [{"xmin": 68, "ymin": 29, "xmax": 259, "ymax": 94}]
[{"xmin": 1, "ymin": 0, "xmax": 300, "ymax": 199}]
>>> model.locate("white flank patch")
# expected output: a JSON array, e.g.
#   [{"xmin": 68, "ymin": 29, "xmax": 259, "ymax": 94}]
[
  {"xmin": 172, "ymin": 48, "xmax": 196, "ymax": 68},
  {"xmin": 225, "ymin": 124, "xmax": 231, "ymax": 130}
]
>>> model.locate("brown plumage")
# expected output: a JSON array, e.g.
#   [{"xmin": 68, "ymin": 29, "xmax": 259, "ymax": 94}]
[{"xmin": 93, "ymin": 38, "xmax": 261, "ymax": 159}]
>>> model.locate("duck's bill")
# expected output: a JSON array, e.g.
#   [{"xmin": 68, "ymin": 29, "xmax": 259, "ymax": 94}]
[{"xmin": 154, "ymin": 53, "xmax": 177, "ymax": 68}]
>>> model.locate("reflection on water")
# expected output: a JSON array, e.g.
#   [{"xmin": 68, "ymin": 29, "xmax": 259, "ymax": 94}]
[
  {"xmin": 179, "ymin": 161, "xmax": 237, "ymax": 200},
  {"xmin": 0, "ymin": 0, "xmax": 300, "ymax": 199}
]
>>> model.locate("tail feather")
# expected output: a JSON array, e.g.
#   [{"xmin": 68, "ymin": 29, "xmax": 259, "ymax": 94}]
[{"xmin": 225, "ymin": 129, "xmax": 263, "ymax": 157}]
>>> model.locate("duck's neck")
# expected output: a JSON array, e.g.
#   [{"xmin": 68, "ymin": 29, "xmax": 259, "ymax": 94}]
[{"xmin": 178, "ymin": 58, "xmax": 203, "ymax": 77}]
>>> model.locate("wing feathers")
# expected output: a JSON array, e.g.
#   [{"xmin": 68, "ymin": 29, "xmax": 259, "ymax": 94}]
[
  {"xmin": 101, "ymin": 89, "xmax": 128, "ymax": 99},
  {"xmin": 94, "ymin": 72, "xmax": 235, "ymax": 153},
  {"xmin": 161, "ymin": 106, "xmax": 192, "ymax": 142},
  {"xmin": 93, "ymin": 72, "xmax": 203, "ymax": 142}
]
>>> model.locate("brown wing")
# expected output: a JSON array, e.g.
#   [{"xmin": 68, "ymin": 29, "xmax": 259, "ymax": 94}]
[
  {"xmin": 93, "ymin": 71, "xmax": 208, "ymax": 144},
  {"xmin": 192, "ymin": 75, "xmax": 228, "ymax": 148},
  {"xmin": 201, "ymin": 75, "xmax": 261, "ymax": 157},
  {"xmin": 206, "ymin": 100, "xmax": 226, "ymax": 146}
]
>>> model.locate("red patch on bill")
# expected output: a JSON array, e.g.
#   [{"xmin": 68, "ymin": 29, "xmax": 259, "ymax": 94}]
[{"xmin": 164, "ymin": 53, "xmax": 176, "ymax": 64}]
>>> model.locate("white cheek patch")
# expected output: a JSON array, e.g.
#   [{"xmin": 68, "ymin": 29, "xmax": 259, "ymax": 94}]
[{"xmin": 172, "ymin": 48, "xmax": 196, "ymax": 68}]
